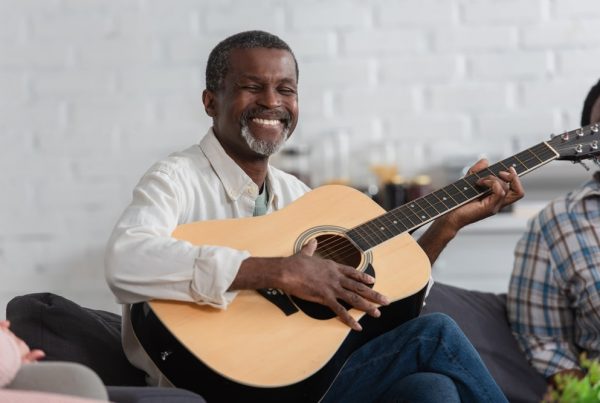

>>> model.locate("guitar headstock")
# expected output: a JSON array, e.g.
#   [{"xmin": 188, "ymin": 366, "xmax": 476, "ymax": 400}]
[{"xmin": 548, "ymin": 123, "xmax": 600, "ymax": 161}]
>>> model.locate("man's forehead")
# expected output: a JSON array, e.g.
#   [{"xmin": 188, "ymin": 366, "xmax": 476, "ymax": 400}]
[{"xmin": 227, "ymin": 48, "xmax": 296, "ymax": 79}]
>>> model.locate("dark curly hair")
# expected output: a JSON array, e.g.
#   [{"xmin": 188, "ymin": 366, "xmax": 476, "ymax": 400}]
[
  {"xmin": 205, "ymin": 30, "xmax": 298, "ymax": 92},
  {"xmin": 581, "ymin": 78, "xmax": 600, "ymax": 126}
]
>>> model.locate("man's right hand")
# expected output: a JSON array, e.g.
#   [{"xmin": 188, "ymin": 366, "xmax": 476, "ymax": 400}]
[{"xmin": 231, "ymin": 239, "xmax": 390, "ymax": 331}]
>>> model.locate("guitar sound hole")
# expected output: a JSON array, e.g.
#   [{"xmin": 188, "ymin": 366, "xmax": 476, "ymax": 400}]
[
  {"xmin": 292, "ymin": 233, "xmax": 373, "ymax": 320},
  {"xmin": 313, "ymin": 234, "xmax": 361, "ymax": 268}
]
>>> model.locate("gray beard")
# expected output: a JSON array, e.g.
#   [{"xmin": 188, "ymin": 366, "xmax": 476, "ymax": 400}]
[{"xmin": 240, "ymin": 123, "xmax": 290, "ymax": 156}]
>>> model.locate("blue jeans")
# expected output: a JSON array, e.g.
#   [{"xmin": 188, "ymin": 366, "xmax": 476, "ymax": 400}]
[{"xmin": 322, "ymin": 313, "xmax": 507, "ymax": 403}]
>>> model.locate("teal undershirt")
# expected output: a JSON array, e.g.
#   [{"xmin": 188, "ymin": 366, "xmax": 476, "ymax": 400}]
[{"xmin": 253, "ymin": 185, "xmax": 269, "ymax": 217}]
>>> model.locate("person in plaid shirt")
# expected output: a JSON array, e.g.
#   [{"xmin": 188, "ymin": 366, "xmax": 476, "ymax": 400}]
[{"xmin": 508, "ymin": 78, "xmax": 600, "ymax": 384}]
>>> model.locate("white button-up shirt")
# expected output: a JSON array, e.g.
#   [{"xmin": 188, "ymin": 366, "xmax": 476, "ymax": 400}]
[{"xmin": 105, "ymin": 128, "xmax": 310, "ymax": 384}]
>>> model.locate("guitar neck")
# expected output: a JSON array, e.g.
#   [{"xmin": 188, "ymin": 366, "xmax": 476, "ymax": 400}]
[{"xmin": 347, "ymin": 141, "xmax": 559, "ymax": 251}]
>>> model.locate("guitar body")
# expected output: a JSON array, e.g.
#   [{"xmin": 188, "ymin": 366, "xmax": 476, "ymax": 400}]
[{"xmin": 136, "ymin": 185, "xmax": 431, "ymax": 402}]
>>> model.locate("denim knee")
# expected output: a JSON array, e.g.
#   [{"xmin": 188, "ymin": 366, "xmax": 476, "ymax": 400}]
[
  {"xmin": 418, "ymin": 312, "xmax": 458, "ymax": 329},
  {"xmin": 418, "ymin": 312, "xmax": 464, "ymax": 338}
]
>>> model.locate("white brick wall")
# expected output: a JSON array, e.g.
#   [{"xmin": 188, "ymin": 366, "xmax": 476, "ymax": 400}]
[{"xmin": 2, "ymin": 0, "xmax": 600, "ymax": 317}]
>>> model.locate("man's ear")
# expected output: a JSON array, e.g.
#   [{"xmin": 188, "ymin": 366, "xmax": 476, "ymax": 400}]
[{"xmin": 202, "ymin": 89, "xmax": 217, "ymax": 117}]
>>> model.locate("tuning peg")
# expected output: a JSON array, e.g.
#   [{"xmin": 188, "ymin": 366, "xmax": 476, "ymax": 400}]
[{"xmin": 574, "ymin": 160, "xmax": 591, "ymax": 171}]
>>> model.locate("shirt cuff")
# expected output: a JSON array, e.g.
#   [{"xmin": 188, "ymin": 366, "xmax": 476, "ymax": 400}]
[{"xmin": 190, "ymin": 246, "xmax": 251, "ymax": 308}]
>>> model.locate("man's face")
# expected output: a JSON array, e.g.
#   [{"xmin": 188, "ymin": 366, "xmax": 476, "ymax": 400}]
[{"xmin": 204, "ymin": 47, "xmax": 299, "ymax": 158}]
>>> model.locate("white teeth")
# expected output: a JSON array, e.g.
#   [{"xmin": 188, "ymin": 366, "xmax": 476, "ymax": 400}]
[{"xmin": 252, "ymin": 118, "xmax": 280, "ymax": 126}]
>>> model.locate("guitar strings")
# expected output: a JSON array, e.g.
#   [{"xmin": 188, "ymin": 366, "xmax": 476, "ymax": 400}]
[
  {"xmin": 313, "ymin": 126, "xmax": 596, "ymax": 261},
  {"xmin": 310, "ymin": 144, "xmax": 559, "ymax": 263}
]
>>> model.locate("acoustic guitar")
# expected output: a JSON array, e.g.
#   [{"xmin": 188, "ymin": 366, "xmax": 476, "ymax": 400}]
[{"xmin": 132, "ymin": 123, "xmax": 600, "ymax": 403}]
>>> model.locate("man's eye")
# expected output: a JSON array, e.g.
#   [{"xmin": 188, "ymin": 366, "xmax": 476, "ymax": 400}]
[
  {"xmin": 279, "ymin": 88, "xmax": 296, "ymax": 95},
  {"xmin": 243, "ymin": 85, "xmax": 261, "ymax": 91}
]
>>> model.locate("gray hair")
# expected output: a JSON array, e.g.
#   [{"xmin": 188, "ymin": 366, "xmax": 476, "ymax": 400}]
[{"xmin": 205, "ymin": 30, "xmax": 298, "ymax": 92}]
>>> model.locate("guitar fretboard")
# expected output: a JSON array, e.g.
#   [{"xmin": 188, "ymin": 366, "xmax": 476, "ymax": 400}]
[{"xmin": 347, "ymin": 141, "xmax": 558, "ymax": 251}]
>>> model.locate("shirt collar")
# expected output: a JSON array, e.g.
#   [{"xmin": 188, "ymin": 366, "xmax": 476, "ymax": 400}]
[
  {"xmin": 566, "ymin": 172, "xmax": 600, "ymax": 212},
  {"xmin": 266, "ymin": 164, "xmax": 283, "ymax": 210},
  {"xmin": 199, "ymin": 128, "xmax": 281, "ymax": 209},
  {"xmin": 199, "ymin": 128, "xmax": 255, "ymax": 201}
]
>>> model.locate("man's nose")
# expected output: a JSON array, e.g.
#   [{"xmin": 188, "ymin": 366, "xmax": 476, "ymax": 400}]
[{"xmin": 257, "ymin": 88, "xmax": 282, "ymax": 108}]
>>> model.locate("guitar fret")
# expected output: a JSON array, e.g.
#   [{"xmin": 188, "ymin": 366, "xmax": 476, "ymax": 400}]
[
  {"xmin": 503, "ymin": 156, "xmax": 524, "ymax": 174},
  {"xmin": 527, "ymin": 148, "xmax": 544, "ymax": 164},
  {"xmin": 422, "ymin": 194, "xmax": 442, "ymax": 215},
  {"xmin": 421, "ymin": 204, "xmax": 438, "ymax": 218},
  {"xmin": 399, "ymin": 203, "xmax": 425, "ymax": 227},
  {"xmin": 435, "ymin": 188, "xmax": 459, "ymax": 208},
  {"xmin": 448, "ymin": 183, "xmax": 469, "ymax": 203},
  {"xmin": 365, "ymin": 220, "xmax": 387, "ymax": 245},
  {"xmin": 348, "ymin": 226, "xmax": 375, "ymax": 251},
  {"xmin": 362, "ymin": 222, "xmax": 383, "ymax": 246},
  {"xmin": 387, "ymin": 209, "xmax": 413, "ymax": 232},
  {"xmin": 380, "ymin": 215, "xmax": 404, "ymax": 241},
  {"xmin": 370, "ymin": 217, "xmax": 397, "ymax": 240},
  {"xmin": 431, "ymin": 190, "xmax": 453, "ymax": 210},
  {"xmin": 405, "ymin": 201, "xmax": 432, "ymax": 224},
  {"xmin": 456, "ymin": 178, "xmax": 479, "ymax": 199}
]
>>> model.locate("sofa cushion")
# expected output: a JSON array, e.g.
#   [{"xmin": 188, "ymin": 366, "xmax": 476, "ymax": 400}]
[
  {"xmin": 107, "ymin": 386, "xmax": 206, "ymax": 403},
  {"xmin": 6, "ymin": 292, "xmax": 146, "ymax": 387},
  {"xmin": 422, "ymin": 282, "xmax": 547, "ymax": 403}
]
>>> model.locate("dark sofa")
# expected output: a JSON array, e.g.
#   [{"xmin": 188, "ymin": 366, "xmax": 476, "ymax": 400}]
[
  {"xmin": 6, "ymin": 292, "xmax": 205, "ymax": 403},
  {"xmin": 6, "ymin": 283, "xmax": 547, "ymax": 403}
]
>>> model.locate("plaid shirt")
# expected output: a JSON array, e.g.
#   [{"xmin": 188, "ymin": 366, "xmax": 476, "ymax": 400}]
[{"xmin": 507, "ymin": 175, "xmax": 600, "ymax": 378}]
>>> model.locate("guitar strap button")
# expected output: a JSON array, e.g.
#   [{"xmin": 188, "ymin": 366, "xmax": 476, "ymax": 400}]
[{"xmin": 160, "ymin": 350, "xmax": 173, "ymax": 361}]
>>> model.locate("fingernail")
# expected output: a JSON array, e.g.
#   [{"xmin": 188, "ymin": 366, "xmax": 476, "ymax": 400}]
[
  {"xmin": 354, "ymin": 323, "xmax": 363, "ymax": 331},
  {"xmin": 382, "ymin": 297, "xmax": 390, "ymax": 305},
  {"xmin": 373, "ymin": 309, "xmax": 381, "ymax": 317},
  {"xmin": 366, "ymin": 275, "xmax": 375, "ymax": 283}
]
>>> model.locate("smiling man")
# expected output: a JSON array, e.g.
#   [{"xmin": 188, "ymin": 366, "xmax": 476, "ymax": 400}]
[{"xmin": 105, "ymin": 31, "xmax": 522, "ymax": 402}]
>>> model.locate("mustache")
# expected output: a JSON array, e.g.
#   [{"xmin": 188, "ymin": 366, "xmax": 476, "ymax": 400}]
[{"xmin": 240, "ymin": 107, "xmax": 291, "ymax": 127}]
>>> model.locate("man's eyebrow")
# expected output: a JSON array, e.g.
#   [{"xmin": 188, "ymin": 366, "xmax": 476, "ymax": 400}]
[{"xmin": 238, "ymin": 74, "xmax": 297, "ymax": 85}]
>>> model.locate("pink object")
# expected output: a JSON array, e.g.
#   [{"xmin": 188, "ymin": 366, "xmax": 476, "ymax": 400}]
[{"xmin": 0, "ymin": 328, "xmax": 22, "ymax": 388}]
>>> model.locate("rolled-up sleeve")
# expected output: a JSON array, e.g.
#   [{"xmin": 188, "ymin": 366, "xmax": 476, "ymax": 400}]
[{"xmin": 105, "ymin": 167, "xmax": 249, "ymax": 309}]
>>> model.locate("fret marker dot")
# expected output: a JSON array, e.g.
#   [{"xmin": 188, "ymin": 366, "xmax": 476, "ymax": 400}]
[
  {"xmin": 380, "ymin": 227, "xmax": 384, "ymax": 231},
  {"xmin": 410, "ymin": 204, "xmax": 415, "ymax": 208},
  {"xmin": 512, "ymin": 163, "xmax": 516, "ymax": 167},
  {"xmin": 443, "ymin": 197, "xmax": 447, "ymax": 200},
  {"xmin": 393, "ymin": 220, "xmax": 397, "ymax": 224},
  {"xmin": 463, "ymin": 186, "xmax": 468, "ymax": 190},
  {"xmin": 421, "ymin": 215, "xmax": 426, "ymax": 219}
]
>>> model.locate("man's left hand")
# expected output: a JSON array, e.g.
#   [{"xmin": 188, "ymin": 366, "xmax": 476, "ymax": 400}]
[{"xmin": 442, "ymin": 158, "xmax": 524, "ymax": 232}]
